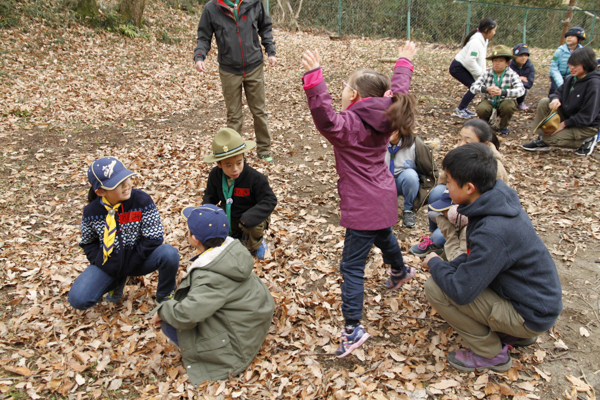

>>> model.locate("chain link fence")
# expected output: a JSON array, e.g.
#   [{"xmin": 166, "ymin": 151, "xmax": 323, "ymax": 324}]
[{"xmin": 267, "ymin": 0, "xmax": 600, "ymax": 49}]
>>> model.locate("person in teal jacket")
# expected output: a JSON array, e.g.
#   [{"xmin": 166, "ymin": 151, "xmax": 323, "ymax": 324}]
[
  {"xmin": 549, "ymin": 26, "xmax": 585, "ymax": 94},
  {"xmin": 150, "ymin": 204, "xmax": 274, "ymax": 385}
]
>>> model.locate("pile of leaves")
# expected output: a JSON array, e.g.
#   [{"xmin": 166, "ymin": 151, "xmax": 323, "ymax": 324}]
[{"xmin": 1, "ymin": 2, "xmax": 599, "ymax": 399}]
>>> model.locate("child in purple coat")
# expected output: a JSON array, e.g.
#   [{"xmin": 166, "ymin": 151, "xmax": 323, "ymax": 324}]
[{"xmin": 302, "ymin": 42, "xmax": 418, "ymax": 358}]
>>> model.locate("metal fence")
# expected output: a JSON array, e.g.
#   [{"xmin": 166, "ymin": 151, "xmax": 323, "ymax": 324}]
[{"xmin": 266, "ymin": 0, "xmax": 600, "ymax": 49}]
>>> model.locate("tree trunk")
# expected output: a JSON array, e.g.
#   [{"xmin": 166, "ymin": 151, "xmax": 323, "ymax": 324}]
[
  {"xmin": 120, "ymin": 0, "xmax": 146, "ymax": 27},
  {"xmin": 76, "ymin": 0, "xmax": 99, "ymax": 17}
]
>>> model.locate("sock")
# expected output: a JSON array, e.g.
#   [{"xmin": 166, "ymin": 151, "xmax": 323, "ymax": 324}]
[
  {"xmin": 344, "ymin": 319, "xmax": 360, "ymax": 332},
  {"xmin": 391, "ymin": 265, "xmax": 408, "ymax": 278}
]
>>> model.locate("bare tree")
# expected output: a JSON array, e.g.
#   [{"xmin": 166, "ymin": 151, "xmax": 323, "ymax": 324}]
[
  {"xmin": 76, "ymin": 0, "xmax": 99, "ymax": 17},
  {"xmin": 120, "ymin": 0, "xmax": 146, "ymax": 27}
]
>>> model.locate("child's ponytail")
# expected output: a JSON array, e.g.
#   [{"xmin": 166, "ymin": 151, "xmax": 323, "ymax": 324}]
[
  {"xmin": 385, "ymin": 94, "xmax": 416, "ymax": 150},
  {"xmin": 462, "ymin": 17, "xmax": 497, "ymax": 47}
]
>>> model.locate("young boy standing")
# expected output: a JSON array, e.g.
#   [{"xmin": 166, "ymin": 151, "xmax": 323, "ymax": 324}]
[
  {"xmin": 202, "ymin": 128, "xmax": 277, "ymax": 259},
  {"xmin": 470, "ymin": 45, "xmax": 526, "ymax": 135},
  {"xmin": 423, "ymin": 143, "xmax": 562, "ymax": 372},
  {"xmin": 509, "ymin": 43, "xmax": 535, "ymax": 110},
  {"xmin": 150, "ymin": 204, "xmax": 274, "ymax": 385}
]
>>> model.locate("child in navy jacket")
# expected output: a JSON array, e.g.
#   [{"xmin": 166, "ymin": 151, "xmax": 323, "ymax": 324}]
[{"xmin": 509, "ymin": 43, "xmax": 535, "ymax": 110}]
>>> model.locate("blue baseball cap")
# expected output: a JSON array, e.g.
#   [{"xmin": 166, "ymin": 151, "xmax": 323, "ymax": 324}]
[
  {"xmin": 429, "ymin": 189, "xmax": 453, "ymax": 212},
  {"xmin": 182, "ymin": 205, "xmax": 229, "ymax": 243},
  {"xmin": 88, "ymin": 157, "xmax": 136, "ymax": 191}
]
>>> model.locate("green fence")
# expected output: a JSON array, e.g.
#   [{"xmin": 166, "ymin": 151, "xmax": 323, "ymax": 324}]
[{"xmin": 266, "ymin": 0, "xmax": 600, "ymax": 49}]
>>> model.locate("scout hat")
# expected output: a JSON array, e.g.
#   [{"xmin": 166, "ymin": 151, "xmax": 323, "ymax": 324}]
[
  {"xmin": 182, "ymin": 204, "xmax": 229, "ymax": 243},
  {"xmin": 565, "ymin": 26, "xmax": 586, "ymax": 40},
  {"xmin": 203, "ymin": 128, "xmax": 256, "ymax": 163},
  {"xmin": 486, "ymin": 45, "xmax": 515, "ymax": 60},
  {"xmin": 534, "ymin": 110, "xmax": 561, "ymax": 134},
  {"xmin": 428, "ymin": 190, "xmax": 453, "ymax": 212},
  {"xmin": 513, "ymin": 43, "xmax": 529, "ymax": 56},
  {"xmin": 88, "ymin": 157, "xmax": 136, "ymax": 191}
]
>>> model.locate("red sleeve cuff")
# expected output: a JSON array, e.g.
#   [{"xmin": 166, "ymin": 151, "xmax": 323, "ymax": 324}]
[
  {"xmin": 303, "ymin": 67, "xmax": 323, "ymax": 89},
  {"xmin": 395, "ymin": 58, "xmax": 414, "ymax": 71}
]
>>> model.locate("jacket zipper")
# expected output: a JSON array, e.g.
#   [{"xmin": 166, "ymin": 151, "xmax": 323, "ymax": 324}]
[{"xmin": 214, "ymin": 0, "xmax": 246, "ymax": 76}]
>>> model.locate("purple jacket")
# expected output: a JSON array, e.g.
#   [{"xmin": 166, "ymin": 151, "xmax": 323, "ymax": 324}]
[{"xmin": 303, "ymin": 59, "xmax": 414, "ymax": 230}]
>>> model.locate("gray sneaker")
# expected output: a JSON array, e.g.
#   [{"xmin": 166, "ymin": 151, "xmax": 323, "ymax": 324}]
[
  {"xmin": 522, "ymin": 137, "xmax": 550, "ymax": 152},
  {"xmin": 402, "ymin": 210, "xmax": 416, "ymax": 228},
  {"xmin": 574, "ymin": 138, "xmax": 596, "ymax": 156}
]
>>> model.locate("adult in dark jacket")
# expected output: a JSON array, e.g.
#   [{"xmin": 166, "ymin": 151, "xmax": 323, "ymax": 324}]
[
  {"xmin": 423, "ymin": 144, "xmax": 562, "ymax": 372},
  {"xmin": 194, "ymin": 0, "xmax": 277, "ymax": 161},
  {"xmin": 522, "ymin": 47, "xmax": 600, "ymax": 156},
  {"xmin": 509, "ymin": 43, "xmax": 535, "ymax": 110}
]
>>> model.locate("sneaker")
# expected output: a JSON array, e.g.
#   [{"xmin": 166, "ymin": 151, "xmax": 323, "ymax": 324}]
[
  {"xmin": 258, "ymin": 154, "xmax": 274, "ymax": 163},
  {"xmin": 409, "ymin": 235, "xmax": 443, "ymax": 258},
  {"xmin": 498, "ymin": 128, "xmax": 509, "ymax": 135},
  {"xmin": 574, "ymin": 138, "xmax": 596, "ymax": 156},
  {"xmin": 105, "ymin": 277, "xmax": 127, "ymax": 303},
  {"xmin": 452, "ymin": 108, "xmax": 472, "ymax": 119},
  {"xmin": 336, "ymin": 325, "xmax": 370, "ymax": 358},
  {"xmin": 385, "ymin": 267, "xmax": 416, "ymax": 290},
  {"xmin": 521, "ymin": 137, "xmax": 550, "ymax": 152},
  {"xmin": 255, "ymin": 238, "xmax": 268, "ymax": 260},
  {"xmin": 447, "ymin": 344, "xmax": 512, "ymax": 372},
  {"xmin": 464, "ymin": 109, "xmax": 477, "ymax": 117},
  {"xmin": 517, "ymin": 103, "xmax": 529, "ymax": 110},
  {"xmin": 402, "ymin": 210, "xmax": 416, "ymax": 228},
  {"xmin": 501, "ymin": 335, "xmax": 537, "ymax": 347},
  {"xmin": 156, "ymin": 291, "xmax": 175, "ymax": 303}
]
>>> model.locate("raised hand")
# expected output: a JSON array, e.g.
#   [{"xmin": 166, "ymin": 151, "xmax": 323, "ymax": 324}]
[
  {"xmin": 398, "ymin": 41, "xmax": 417, "ymax": 61},
  {"xmin": 302, "ymin": 49, "xmax": 321, "ymax": 71}
]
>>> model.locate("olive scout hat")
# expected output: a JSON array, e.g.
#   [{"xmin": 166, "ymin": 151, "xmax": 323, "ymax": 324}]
[
  {"xmin": 565, "ymin": 26, "xmax": 586, "ymax": 40},
  {"xmin": 203, "ymin": 128, "xmax": 256, "ymax": 163},
  {"xmin": 486, "ymin": 45, "xmax": 515, "ymax": 60},
  {"xmin": 534, "ymin": 110, "xmax": 561, "ymax": 134}
]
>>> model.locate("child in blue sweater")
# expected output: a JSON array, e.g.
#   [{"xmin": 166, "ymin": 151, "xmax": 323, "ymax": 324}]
[
  {"xmin": 68, "ymin": 157, "xmax": 179, "ymax": 310},
  {"xmin": 423, "ymin": 143, "xmax": 562, "ymax": 372}
]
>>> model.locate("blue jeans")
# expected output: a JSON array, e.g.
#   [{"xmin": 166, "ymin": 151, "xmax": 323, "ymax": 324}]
[
  {"xmin": 427, "ymin": 184, "xmax": 447, "ymax": 247},
  {"xmin": 395, "ymin": 169, "xmax": 419, "ymax": 211},
  {"xmin": 340, "ymin": 228, "xmax": 405, "ymax": 321},
  {"xmin": 161, "ymin": 321, "xmax": 179, "ymax": 345},
  {"xmin": 68, "ymin": 244, "xmax": 179, "ymax": 310},
  {"xmin": 449, "ymin": 59, "xmax": 476, "ymax": 110}
]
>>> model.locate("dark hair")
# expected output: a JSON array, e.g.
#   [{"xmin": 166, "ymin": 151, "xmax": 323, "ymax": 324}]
[
  {"xmin": 201, "ymin": 237, "xmax": 225, "ymax": 249},
  {"xmin": 568, "ymin": 47, "xmax": 597, "ymax": 73},
  {"xmin": 88, "ymin": 186, "xmax": 98, "ymax": 203},
  {"xmin": 349, "ymin": 69, "xmax": 417, "ymax": 149},
  {"xmin": 491, "ymin": 56, "xmax": 512, "ymax": 63},
  {"xmin": 463, "ymin": 119, "xmax": 500, "ymax": 150},
  {"xmin": 463, "ymin": 17, "xmax": 497, "ymax": 47},
  {"xmin": 442, "ymin": 143, "xmax": 497, "ymax": 194}
]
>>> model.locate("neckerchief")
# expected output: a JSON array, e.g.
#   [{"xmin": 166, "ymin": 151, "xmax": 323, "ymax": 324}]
[
  {"xmin": 221, "ymin": 173, "xmax": 235, "ymax": 234},
  {"xmin": 100, "ymin": 197, "xmax": 121, "ymax": 265},
  {"xmin": 492, "ymin": 68, "xmax": 507, "ymax": 108},
  {"xmin": 222, "ymin": 0, "xmax": 242, "ymax": 21},
  {"xmin": 388, "ymin": 143, "xmax": 400, "ymax": 176},
  {"xmin": 571, "ymin": 76, "xmax": 579, "ymax": 92}
]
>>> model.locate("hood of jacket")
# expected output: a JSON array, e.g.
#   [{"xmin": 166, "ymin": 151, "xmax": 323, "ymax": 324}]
[
  {"xmin": 458, "ymin": 179, "xmax": 520, "ymax": 219},
  {"xmin": 347, "ymin": 97, "xmax": 393, "ymax": 134},
  {"xmin": 187, "ymin": 237, "xmax": 253, "ymax": 281},
  {"xmin": 215, "ymin": 0, "xmax": 260, "ymax": 13}
]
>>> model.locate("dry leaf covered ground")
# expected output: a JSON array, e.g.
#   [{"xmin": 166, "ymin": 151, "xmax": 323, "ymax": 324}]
[{"xmin": 1, "ymin": 3, "xmax": 600, "ymax": 399}]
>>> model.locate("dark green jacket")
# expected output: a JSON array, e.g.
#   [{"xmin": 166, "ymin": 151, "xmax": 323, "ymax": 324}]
[
  {"xmin": 413, "ymin": 137, "xmax": 439, "ymax": 212},
  {"xmin": 156, "ymin": 237, "xmax": 274, "ymax": 385}
]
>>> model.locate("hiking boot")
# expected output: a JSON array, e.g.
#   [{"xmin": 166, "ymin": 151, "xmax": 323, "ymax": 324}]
[
  {"xmin": 447, "ymin": 344, "xmax": 512, "ymax": 372},
  {"xmin": 255, "ymin": 238, "xmax": 268, "ymax": 260},
  {"xmin": 464, "ymin": 109, "xmax": 477, "ymax": 117},
  {"xmin": 574, "ymin": 138, "xmax": 596, "ymax": 156},
  {"xmin": 336, "ymin": 325, "xmax": 370, "ymax": 358},
  {"xmin": 501, "ymin": 335, "xmax": 537, "ymax": 347},
  {"xmin": 518, "ymin": 103, "xmax": 529, "ymax": 110},
  {"xmin": 402, "ymin": 210, "xmax": 416, "ymax": 228},
  {"xmin": 105, "ymin": 277, "xmax": 127, "ymax": 303},
  {"xmin": 258, "ymin": 154, "xmax": 274, "ymax": 164},
  {"xmin": 498, "ymin": 128, "xmax": 509, "ymax": 135},
  {"xmin": 521, "ymin": 137, "xmax": 550, "ymax": 152},
  {"xmin": 409, "ymin": 235, "xmax": 443, "ymax": 258},
  {"xmin": 385, "ymin": 267, "xmax": 416, "ymax": 290},
  {"xmin": 452, "ymin": 108, "xmax": 472, "ymax": 119},
  {"xmin": 156, "ymin": 291, "xmax": 175, "ymax": 303}
]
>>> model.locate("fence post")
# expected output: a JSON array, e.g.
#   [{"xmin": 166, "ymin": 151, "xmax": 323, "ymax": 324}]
[
  {"xmin": 407, "ymin": 0, "xmax": 411, "ymax": 39},
  {"xmin": 522, "ymin": 8, "xmax": 529, "ymax": 43},
  {"xmin": 338, "ymin": 0, "xmax": 342, "ymax": 36},
  {"xmin": 466, "ymin": 1, "xmax": 472, "ymax": 37},
  {"xmin": 266, "ymin": 0, "xmax": 269, "ymax": 14}
]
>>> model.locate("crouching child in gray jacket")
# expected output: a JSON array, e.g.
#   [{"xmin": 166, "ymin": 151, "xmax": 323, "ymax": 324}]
[{"xmin": 150, "ymin": 204, "xmax": 274, "ymax": 385}]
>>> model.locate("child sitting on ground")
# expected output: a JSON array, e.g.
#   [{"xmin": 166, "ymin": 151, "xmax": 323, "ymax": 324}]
[
  {"xmin": 202, "ymin": 128, "xmax": 277, "ymax": 260},
  {"xmin": 509, "ymin": 43, "xmax": 535, "ymax": 110},
  {"xmin": 69, "ymin": 157, "xmax": 179, "ymax": 310},
  {"xmin": 549, "ymin": 26, "xmax": 585, "ymax": 95},
  {"xmin": 302, "ymin": 41, "xmax": 418, "ymax": 358},
  {"xmin": 470, "ymin": 45, "xmax": 525, "ymax": 135},
  {"xmin": 150, "ymin": 204, "xmax": 274, "ymax": 384},
  {"xmin": 423, "ymin": 143, "xmax": 562, "ymax": 372}
]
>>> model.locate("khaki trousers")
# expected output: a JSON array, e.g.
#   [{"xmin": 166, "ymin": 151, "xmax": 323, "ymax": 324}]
[
  {"xmin": 533, "ymin": 97, "xmax": 599, "ymax": 148},
  {"xmin": 436, "ymin": 215, "xmax": 466, "ymax": 262},
  {"xmin": 231, "ymin": 216, "xmax": 269, "ymax": 252},
  {"xmin": 219, "ymin": 65, "xmax": 272, "ymax": 156},
  {"xmin": 425, "ymin": 277, "xmax": 542, "ymax": 358},
  {"xmin": 476, "ymin": 98, "xmax": 517, "ymax": 129}
]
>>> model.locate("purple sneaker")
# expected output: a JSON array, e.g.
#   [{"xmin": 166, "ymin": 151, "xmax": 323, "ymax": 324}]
[
  {"xmin": 447, "ymin": 344, "xmax": 512, "ymax": 372},
  {"xmin": 336, "ymin": 325, "xmax": 370, "ymax": 358},
  {"xmin": 385, "ymin": 267, "xmax": 416, "ymax": 290}
]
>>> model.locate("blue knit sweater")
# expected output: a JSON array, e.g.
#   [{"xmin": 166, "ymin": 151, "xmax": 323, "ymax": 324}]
[{"xmin": 79, "ymin": 189, "xmax": 164, "ymax": 277}]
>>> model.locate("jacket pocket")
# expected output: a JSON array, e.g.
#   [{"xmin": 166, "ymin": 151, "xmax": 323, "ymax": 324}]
[
  {"xmin": 195, "ymin": 331, "xmax": 240, "ymax": 373},
  {"xmin": 486, "ymin": 301, "xmax": 523, "ymax": 333}
]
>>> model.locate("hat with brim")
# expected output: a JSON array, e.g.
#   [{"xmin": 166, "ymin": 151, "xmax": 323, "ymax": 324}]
[
  {"xmin": 203, "ymin": 128, "xmax": 256, "ymax": 163},
  {"xmin": 429, "ymin": 190, "xmax": 453, "ymax": 212},
  {"xmin": 513, "ymin": 43, "xmax": 530, "ymax": 56},
  {"xmin": 88, "ymin": 157, "xmax": 136, "ymax": 191},
  {"xmin": 534, "ymin": 111, "xmax": 561, "ymax": 134},
  {"xmin": 182, "ymin": 205, "xmax": 229, "ymax": 243},
  {"xmin": 486, "ymin": 45, "xmax": 515, "ymax": 60}
]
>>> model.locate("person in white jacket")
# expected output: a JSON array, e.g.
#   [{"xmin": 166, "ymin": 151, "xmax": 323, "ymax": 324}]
[{"xmin": 449, "ymin": 18, "xmax": 498, "ymax": 119}]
